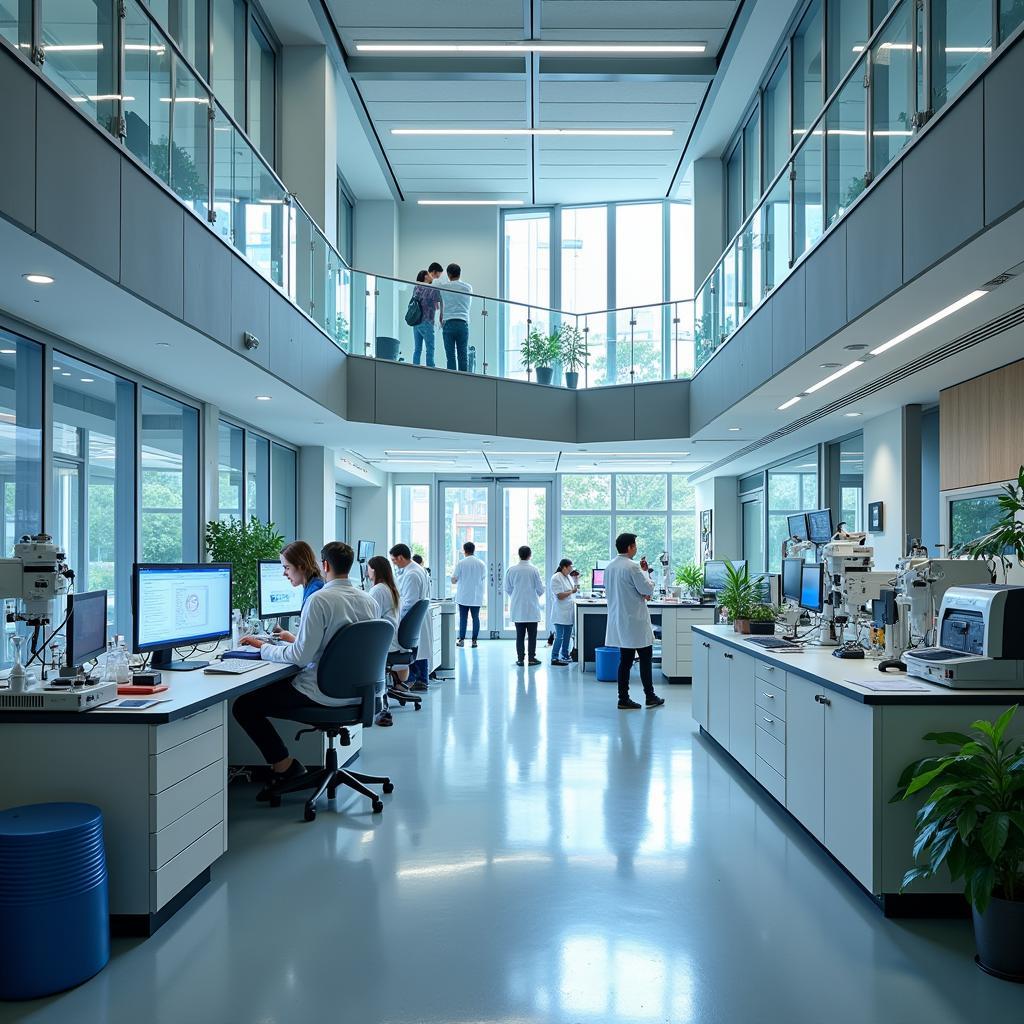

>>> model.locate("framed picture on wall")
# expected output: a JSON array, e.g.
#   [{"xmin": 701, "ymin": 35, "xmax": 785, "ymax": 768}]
[
  {"xmin": 700, "ymin": 509, "xmax": 713, "ymax": 562},
  {"xmin": 868, "ymin": 501, "xmax": 883, "ymax": 532}
]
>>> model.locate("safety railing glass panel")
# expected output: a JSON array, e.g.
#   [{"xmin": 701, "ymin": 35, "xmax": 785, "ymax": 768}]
[{"xmin": 871, "ymin": 3, "xmax": 915, "ymax": 179}]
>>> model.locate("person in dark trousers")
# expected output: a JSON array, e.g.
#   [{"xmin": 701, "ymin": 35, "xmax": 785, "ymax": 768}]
[
  {"xmin": 451, "ymin": 540, "xmax": 486, "ymax": 647},
  {"xmin": 504, "ymin": 545, "xmax": 544, "ymax": 667},
  {"xmin": 604, "ymin": 532, "xmax": 665, "ymax": 710},
  {"xmin": 440, "ymin": 263, "xmax": 473, "ymax": 371}
]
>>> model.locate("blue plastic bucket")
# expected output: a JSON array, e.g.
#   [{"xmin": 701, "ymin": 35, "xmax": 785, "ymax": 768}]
[{"xmin": 595, "ymin": 646, "xmax": 620, "ymax": 682}]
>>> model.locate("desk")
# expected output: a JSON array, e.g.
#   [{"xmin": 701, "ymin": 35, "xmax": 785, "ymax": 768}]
[
  {"xmin": 0, "ymin": 661, "xmax": 362, "ymax": 935},
  {"xmin": 692, "ymin": 625, "xmax": 1022, "ymax": 914}
]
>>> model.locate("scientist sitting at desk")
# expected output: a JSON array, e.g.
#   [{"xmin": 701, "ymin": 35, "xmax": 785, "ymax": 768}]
[
  {"xmin": 233, "ymin": 541, "xmax": 383, "ymax": 800},
  {"xmin": 273, "ymin": 540, "xmax": 325, "ymax": 642}
]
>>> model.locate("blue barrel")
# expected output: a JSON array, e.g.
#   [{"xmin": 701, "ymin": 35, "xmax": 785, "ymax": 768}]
[
  {"xmin": 595, "ymin": 646, "xmax": 620, "ymax": 682},
  {"xmin": 0, "ymin": 803, "xmax": 110, "ymax": 1000}
]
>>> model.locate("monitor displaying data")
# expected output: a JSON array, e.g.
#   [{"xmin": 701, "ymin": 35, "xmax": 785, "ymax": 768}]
[
  {"xmin": 591, "ymin": 568, "xmax": 606, "ymax": 589},
  {"xmin": 258, "ymin": 559, "xmax": 303, "ymax": 619},
  {"xmin": 787, "ymin": 513, "xmax": 809, "ymax": 541},
  {"xmin": 799, "ymin": 563, "xmax": 825, "ymax": 613},
  {"xmin": 807, "ymin": 508, "xmax": 834, "ymax": 545},
  {"xmin": 357, "ymin": 540, "xmax": 375, "ymax": 562},
  {"xmin": 782, "ymin": 557, "xmax": 805, "ymax": 603},
  {"xmin": 703, "ymin": 559, "xmax": 747, "ymax": 593},
  {"xmin": 133, "ymin": 564, "xmax": 232, "ymax": 652}
]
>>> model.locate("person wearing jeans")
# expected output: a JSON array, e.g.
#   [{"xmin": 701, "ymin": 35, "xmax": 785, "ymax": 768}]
[
  {"xmin": 451, "ymin": 540, "xmax": 486, "ymax": 647},
  {"xmin": 504, "ymin": 545, "xmax": 544, "ymax": 667},
  {"xmin": 411, "ymin": 269, "xmax": 442, "ymax": 367},
  {"xmin": 549, "ymin": 558, "xmax": 578, "ymax": 666},
  {"xmin": 439, "ymin": 263, "xmax": 473, "ymax": 371}
]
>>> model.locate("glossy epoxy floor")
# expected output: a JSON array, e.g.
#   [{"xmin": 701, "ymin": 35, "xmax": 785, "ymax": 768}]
[{"xmin": 5, "ymin": 642, "xmax": 1019, "ymax": 1023}]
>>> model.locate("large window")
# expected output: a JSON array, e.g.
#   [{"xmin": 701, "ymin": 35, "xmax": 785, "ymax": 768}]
[
  {"xmin": 950, "ymin": 495, "xmax": 1008, "ymax": 550},
  {"xmin": 218, "ymin": 420, "xmax": 244, "ymax": 520},
  {"xmin": 149, "ymin": 0, "xmax": 210, "ymax": 78},
  {"xmin": 615, "ymin": 204, "xmax": 664, "ymax": 384},
  {"xmin": 394, "ymin": 484, "xmax": 431, "ymax": 566},
  {"xmin": 246, "ymin": 431, "xmax": 270, "ymax": 523},
  {"xmin": 766, "ymin": 451, "xmax": 820, "ymax": 572},
  {"xmin": 561, "ymin": 205, "xmax": 608, "ymax": 382},
  {"xmin": 140, "ymin": 390, "xmax": 200, "ymax": 562},
  {"xmin": 502, "ymin": 210, "xmax": 552, "ymax": 378},
  {"xmin": 271, "ymin": 442, "xmax": 297, "ymax": 541},
  {"xmin": 218, "ymin": 419, "xmax": 290, "ymax": 530}
]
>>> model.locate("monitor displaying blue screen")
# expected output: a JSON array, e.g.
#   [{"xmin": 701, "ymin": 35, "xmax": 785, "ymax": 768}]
[
  {"xmin": 799, "ymin": 563, "xmax": 825, "ymax": 613},
  {"xmin": 782, "ymin": 558, "xmax": 805, "ymax": 603}
]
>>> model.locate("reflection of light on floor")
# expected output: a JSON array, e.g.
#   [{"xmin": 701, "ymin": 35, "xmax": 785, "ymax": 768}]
[
  {"xmin": 558, "ymin": 934, "xmax": 694, "ymax": 1022},
  {"xmin": 396, "ymin": 851, "xmax": 686, "ymax": 881},
  {"xmin": 640, "ymin": 749, "xmax": 694, "ymax": 853}
]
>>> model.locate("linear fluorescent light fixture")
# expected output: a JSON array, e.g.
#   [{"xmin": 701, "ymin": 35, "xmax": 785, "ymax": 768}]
[
  {"xmin": 417, "ymin": 199, "xmax": 524, "ymax": 206},
  {"xmin": 777, "ymin": 396, "xmax": 802, "ymax": 411},
  {"xmin": 805, "ymin": 361, "xmax": 864, "ymax": 394},
  {"xmin": 870, "ymin": 290, "xmax": 987, "ymax": 356},
  {"xmin": 394, "ymin": 128, "xmax": 673, "ymax": 137},
  {"xmin": 357, "ymin": 42, "xmax": 707, "ymax": 54},
  {"xmin": 44, "ymin": 43, "xmax": 104, "ymax": 52}
]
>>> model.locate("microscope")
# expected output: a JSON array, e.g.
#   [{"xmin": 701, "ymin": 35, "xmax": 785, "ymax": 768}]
[{"xmin": 821, "ymin": 527, "xmax": 889, "ymax": 653}]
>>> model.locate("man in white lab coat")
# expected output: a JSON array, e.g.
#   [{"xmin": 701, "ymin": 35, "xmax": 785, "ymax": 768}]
[
  {"xmin": 451, "ymin": 540, "xmax": 486, "ymax": 648},
  {"xmin": 605, "ymin": 532, "xmax": 665, "ymax": 710},
  {"xmin": 390, "ymin": 543, "xmax": 432, "ymax": 690},
  {"xmin": 504, "ymin": 545, "xmax": 545, "ymax": 667}
]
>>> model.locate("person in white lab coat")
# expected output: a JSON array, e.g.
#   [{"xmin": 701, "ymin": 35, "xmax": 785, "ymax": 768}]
[
  {"xmin": 549, "ymin": 558, "xmax": 578, "ymax": 666},
  {"xmin": 504, "ymin": 545, "xmax": 545, "ymax": 667},
  {"xmin": 389, "ymin": 543, "xmax": 432, "ymax": 690},
  {"xmin": 604, "ymin": 532, "xmax": 665, "ymax": 710},
  {"xmin": 451, "ymin": 540, "xmax": 486, "ymax": 648}
]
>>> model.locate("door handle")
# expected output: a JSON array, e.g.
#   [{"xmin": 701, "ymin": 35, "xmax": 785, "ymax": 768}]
[
  {"xmin": 814, "ymin": 694, "xmax": 831, "ymax": 706},
  {"xmin": 723, "ymin": 652, "xmax": 733, "ymax": 660}
]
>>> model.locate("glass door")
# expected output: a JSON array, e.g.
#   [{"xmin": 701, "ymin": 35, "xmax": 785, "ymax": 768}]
[
  {"xmin": 440, "ymin": 483, "xmax": 492, "ymax": 633},
  {"xmin": 497, "ymin": 482, "xmax": 550, "ymax": 635}
]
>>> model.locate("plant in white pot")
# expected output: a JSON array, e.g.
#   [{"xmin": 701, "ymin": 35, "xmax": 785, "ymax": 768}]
[
  {"xmin": 892, "ymin": 705, "xmax": 1024, "ymax": 981},
  {"xmin": 560, "ymin": 322, "xmax": 588, "ymax": 389}
]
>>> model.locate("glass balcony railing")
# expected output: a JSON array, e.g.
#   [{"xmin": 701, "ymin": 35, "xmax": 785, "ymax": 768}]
[{"xmin": 694, "ymin": 0, "xmax": 1010, "ymax": 372}]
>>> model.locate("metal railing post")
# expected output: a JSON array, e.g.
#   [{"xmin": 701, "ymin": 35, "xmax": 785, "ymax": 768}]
[{"xmin": 481, "ymin": 302, "xmax": 489, "ymax": 375}]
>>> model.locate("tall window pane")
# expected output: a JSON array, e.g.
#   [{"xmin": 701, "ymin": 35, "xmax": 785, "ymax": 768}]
[
  {"xmin": 140, "ymin": 390, "xmax": 199, "ymax": 562},
  {"xmin": 271, "ymin": 443, "xmax": 296, "ymax": 540},
  {"xmin": 123, "ymin": 1, "xmax": 173, "ymax": 184},
  {"xmin": 930, "ymin": 0, "xmax": 992, "ymax": 111},
  {"xmin": 616, "ymin": 474, "xmax": 667, "ymax": 511},
  {"xmin": 561, "ymin": 206, "xmax": 607, "ymax": 384},
  {"xmin": 149, "ymin": 0, "xmax": 209, "ymax": 78},
  {"xmin": 763, "ymin": 54, "xmax": 790, "ymax": 185},
  {"xmin": 826, "ymin": 0, "xmax": 868, "ymax": 94},
  {"xmin": 871, "ymin": 1, "xmax": 915, "ymax": 178},
  {"xmin": 670, "ymin": 475, "xmax": 696, "ymax": 568},
  {"xmin": 503, "ymin": 211, "xmax": 551, "ymax": 379},
  {"xmin": 394, "ymin": 484, "xmax": 430, "ymax": 566},
  {"xmin": 561, "ymin": 515, "xmax": 611, "ymax": 589},
  {"xmin": 218, "ymin": 420, "xmax": 243, "ymax": 519},
  {"xmin": 0, "ymin": 1, "xmax": 31, "ymax": 53},
  {"xmin": 562, "ymin": 474, "xmax": 611, "ymax": 510},
  {"xmin": 742, "ymin": 498, "xmax": 765, "ymax": 572},
  {"xmin": 247, "ymin": 17, "xmax": 275, "ymax": 161},
  {"xmin": 839, "ymin": 434, "xmax": 864, "ymax": 532},
  {"xmin": 52, "ymin": 353, "xmax": 135, "ymax": 639},
  {"xmin": 246, "ymin": 431, "xmax": 270, "ymax": 522},
  {"xmin": 792, "ymin": 0, "xmax": 824, "ymax": 135},
  {"xmin": 742, "ymin": 108, "xmax": 760, "ymax": 215},
  {"xmin": 726, "ymin": 144, "xmax": 742, "ymax": 239},
  {"xmin": 615, "ymin": 204, "xmax": 663, "ymax": 384},
  {"xmin": 171, "ymin": 57, "xmax": 211, "ymax": 219},
  {"xmin": 767, "ymin": 451, "xmax": 819, "ymax": 572},
  {"xmin": 211, "ymin": 0, "xmax": 245, "ymax": 120},
  {"xmin": 825, "ymin": 67, "xmax": 867, "ymax": 226}
]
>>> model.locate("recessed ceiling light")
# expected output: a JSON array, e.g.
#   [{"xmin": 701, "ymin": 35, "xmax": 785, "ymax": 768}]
[
  {"xmin": 0, "ymin": 348, "xmax": 15, "ymax": 355},
  {"xmin": 52, "ymin": 365, "xmax": 61, "ymax": 371},
  {"xmin": 155, "ymin": 341, "xmax": 170, "ymax": 348},
  {"xmin": 819, "ymin": 362, "xmax": 842, "ymax": 368},
  {"xmin": 870, "ymin": 290, "xmax": 987, "ymax": 356},
  {"xmin": 844, "ymin": 412, "xmax": 862, "ymax": 417},
  {"xmin": 843, "ymin": 344, "xmax": 868, "ymax": 351},
  {"xmin": 359, "ymin": 41, "xmax": 707, "ymax": 54},
  {"xmin": 61, "ymin": 372, "xmax": 71, "ymax": 376},
  {"xmin": 255, "ymin": 395, "xmax": 271, "ymax": 401},
  {"xmin": 806, "ymin": 360, "xmax": 863, "ymax": 393},
  {"xmin": 728, "ymin": 427, "xmax": 741, "ymax": 432},
  {"xmin": 23, "ymin": 273, "xmax": 54, "ymax": 285},
  {"xmin": 80, "ymin": 378, "xmax": 94, "ymax": 383},
  {"xmin": 399, "ymin": 128, "xmax": 672, "ymax": 138}
]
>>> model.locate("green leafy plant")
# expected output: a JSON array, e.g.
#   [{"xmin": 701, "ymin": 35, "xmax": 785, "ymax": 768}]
[
  {"xmin": 717, "ymin": 561, "xmax": 755, "ymax": 621},
  {"xmin": 955, "ymin": 466, "xmax": 1024, "ymax": 583},
  {"xmin": 675, "ymin": 562, "xmax": 704, "ymax": 593},
  {"xmin": 749, "ymin": 603, "xmax": 781, "ymax": 623},
  {"xmin": 204, "ymin": 516, "xmax": 285, "ymax": 616},
  {"xmin": 891, "ymin": 705, "xmax": 1024, "ymax": 912},
  {"xmin": 559, "ymin": 322, "xmax": 588, "ymax": 373}
]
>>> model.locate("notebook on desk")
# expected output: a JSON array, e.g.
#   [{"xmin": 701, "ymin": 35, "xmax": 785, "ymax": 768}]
[{"xmin": 220, "ymin": 649, "xmax": 262, "ymax": 661}]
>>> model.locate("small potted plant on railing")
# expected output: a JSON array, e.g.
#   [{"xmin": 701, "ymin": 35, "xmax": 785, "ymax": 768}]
[
  {"xmin": 675, "ymin": 562, "xmax": 704, "ymax": 602},
  {"xmin": 892, "ymin": 705, "xmax": 1024, "ymax": 982},
  {"xmin": 560, "ymin": 322, "xmax": 587, "ymax": 389},
  {"xmin": 717, "ymin": 561, "xmax": 755, "ymax": 633},
  {"xmin": 748, "ymin": 603, "xmax": 780, "ymax": 635},
  {"xmin": 521, "ymin": 327, "xmax": 561, "ymax": 385}
]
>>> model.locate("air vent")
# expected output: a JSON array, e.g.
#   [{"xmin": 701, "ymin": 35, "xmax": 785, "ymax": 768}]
[
  {"xmin": 0, "ymin": 693, "xmax": 45, "ymax": 710},
  {"xmin": 692, "ymin": 300, "xmax": 1024, "ymax": 481},
  {"xmin": 984, "ymin": 273, "xmax": 1014, "ymax": 288}
]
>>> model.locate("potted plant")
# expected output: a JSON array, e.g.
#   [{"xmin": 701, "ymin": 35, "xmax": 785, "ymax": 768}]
[
  {"xmin": 957, "ymin": 465, "xmax": 1024, "ymax": 583},
  {"xmin": 748, "ymin": 604, "xmax": 779, "ymax": 635},
  {"xmin": 892, "ymin": 705, "xmax": 1024, "ymax": 981},
  {"xmin": 560, "ymin": 322, "xmax": 588, "ymax": 389},
  {"xmin": 717, "ymin": 561, "xmax": 755, "ymax": 633},
  {"xmin": 520, "ymin": 327, "xmax": 545, "ymax": 382},
  {"xmin": 675, "ymin": 562, "xmax": 704, "ymax": 602},
  {"xmin": 205, "ymin": 515, "xmax": 285, "ymax": 618}
]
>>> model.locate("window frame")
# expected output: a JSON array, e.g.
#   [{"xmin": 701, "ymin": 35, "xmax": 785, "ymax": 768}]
[{"xmin": 216, "ymin": 413, "xmax": 297, "ymax": 529}]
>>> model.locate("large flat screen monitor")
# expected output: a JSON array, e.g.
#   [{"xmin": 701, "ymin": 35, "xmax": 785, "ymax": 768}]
[
  {"xmin": 787, "ymin": 513, "xmax": 809, "ymax": 542},
  {"xmin": 66, "ymin": 590, "xmax": 108, "ymax": 672},
  {"xmin": 782, "ymin": 557, "xmax": 805, "ymax": 603},
  {"xmin": 807, "ymin": 508, "xmax": 834, "ymax": 545},
  {"xmin": 799, "ymin": 562, "xmax": 825, "ymax": 613},
  {"xmin": 133, "ymin": 563, "xmax": 232, "ymax": 670},
  {"xmin": 591, "ymin": 568, "xmax": 606, "ymax": 589},
  {"xmin": 751, "ymin": 573, "xmax": 779, "ymax": 605},
  {"xmin": 356, "ymin": 540, "xmax": 375, "ymax": 562},
  {"xmin": 258, "ymin": 559, "xmax": 303, "ymax": 620},
  {"xmin": 703, "ymin": 559, "xmax": 747, "ymax": 593}
]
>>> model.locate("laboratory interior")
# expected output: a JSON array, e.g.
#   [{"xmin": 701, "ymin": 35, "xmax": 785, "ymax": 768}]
[{"xmin": 2, "ymin": 0, "xmax": 1024, "ymax": 1021}]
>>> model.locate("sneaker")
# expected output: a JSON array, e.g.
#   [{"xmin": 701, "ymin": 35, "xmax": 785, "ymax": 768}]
[
  {"xmin": 646, "ymin": 694, "xmax": 666, "ymax": 708},
  {"xmin": 618, "ymin": 698, "xmax": 642, "ymax": 710},
  {"xmin": 551, "ymin": 659, "xmax": 569, "ymax": 667},
  {"xmin": 456, "ymin": 639, "xmax": 464, "ymax": 648},
  {"xmin": 515, "ymin": 660, "xmax": 525, "ymax": 667},
  {"xmin": 528, "ymin": 658, "xmax": 542, "ymax": 667},
  {"xmin": 256, "ymin": 759, "xmax": 306, "ymax": 802},
  {"xmin": 471, "ymin": 640, "xmax": 478, "ymax": 648}
]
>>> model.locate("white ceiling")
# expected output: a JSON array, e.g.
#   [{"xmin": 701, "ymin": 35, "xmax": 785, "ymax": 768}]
[{"xmin": 328, "ymin": 0, "xmax": 740, "ymax": 204}]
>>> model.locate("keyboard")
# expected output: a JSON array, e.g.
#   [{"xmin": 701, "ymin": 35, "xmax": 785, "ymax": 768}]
[
  {"xmin": 204, "ymin": 659, "xmax": 262, "ymax": 675},
  {"xmin": 745, "ymin": 636, "xmax": 802, "ymax": 651}
]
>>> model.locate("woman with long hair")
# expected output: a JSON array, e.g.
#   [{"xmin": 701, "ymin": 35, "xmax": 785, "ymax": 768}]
[
  {"xmin": 366, "ymin": 555, "xmax": 401, "ymax": 727},
  {"xmin": 273, "ymin": 541, "xmax": 324, "ymax": 642}
]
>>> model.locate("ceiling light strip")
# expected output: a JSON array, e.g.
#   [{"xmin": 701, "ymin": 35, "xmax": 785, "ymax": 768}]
[
  {"xmin": 869, "ymin": 290, "xmax": 988, "ymax": 355},
  {"xmin": 804, "ymin": 360, "xmax": 864, "ymax": 394},
  {"xmin": 356, "ymin": 42, "xmax": 707, "ymax": 54},
  {"xmin": 393, "ymin": 128, "xmax": 674, "ymax": 137}
]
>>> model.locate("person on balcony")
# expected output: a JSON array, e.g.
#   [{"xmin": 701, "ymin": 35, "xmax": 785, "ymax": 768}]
[{"xmin": 440, "ymin": 263, "xmax": 473, "ymax": 372}]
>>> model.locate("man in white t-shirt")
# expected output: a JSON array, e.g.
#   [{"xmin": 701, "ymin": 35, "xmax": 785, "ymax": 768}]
[
  {"xmin": 440, "ymin": 262, "xmax": 473, "ymax": 371},
  {"xmin": 451, "ymin": 540, "xmax": 486, "ymax": 648}
]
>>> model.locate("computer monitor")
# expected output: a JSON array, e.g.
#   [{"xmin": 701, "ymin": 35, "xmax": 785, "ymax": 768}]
[
  {"xmin": 751, "ymin": 573, "xmax": 779, "ymax": 605},
  {"xmin": 799, "ymin": 562, "xmax": 825, "ymax": 613},
  {"xmin": 356, "ymin": 540, "xmax": 375, "ymax": 562},
  {"xmin": 592, "ymin": 568, "xmax": 606, "ymax": 589},
  {"xmin": 782, "ymin": 557, "xmax": 805, "ymax": 603},
  {"xmin": 65, "ymin": 590, "xmax": 108, "ymax": 673},
  {"xmin": 257, "ymin": 559, "xmax": 303, "ymax": 620},
  {"xmin": 787, "ymin": 513, "xmax": 809, "ymax": 542},
  {"xmin": 807, "ymin": 508, "xmax": 834, "ymax": 545},
  {"xmin": 132, "ymin": 563, "xmax": 232, "ymax": 670},
  {"xmin": 703, "ymin": 559, "xmax": 748, "ymax": 593}
]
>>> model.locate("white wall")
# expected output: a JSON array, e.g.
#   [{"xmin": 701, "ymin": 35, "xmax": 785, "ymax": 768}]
[
  {"xmin": 297, "ymin": 446, "xmax": 336, "ymax": 552},
  {"xmin": 696, "ymin": 476, "xmax": 740, "ymax": 561},
  {"xmin": 350, "ymin": 475, "xmax": 391, "ymax": 556},
  {"xmin": 863, "ymin": 407, "xmax": 905, "ymax": 569}
]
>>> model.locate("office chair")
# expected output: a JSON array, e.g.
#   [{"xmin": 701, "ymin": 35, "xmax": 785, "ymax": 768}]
[
  {"xmin": 268, "ymin": 619, "xmax": 395, "ymax": 821},
  {"xmin": 386, "ymin": 599, "xmax": 430, "ymax": 710}
]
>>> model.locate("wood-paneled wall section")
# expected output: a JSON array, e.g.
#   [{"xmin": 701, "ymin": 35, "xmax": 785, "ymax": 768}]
[{"xmin": 940, "ymin": 358, "xmax": 1024, "ymax": 490}]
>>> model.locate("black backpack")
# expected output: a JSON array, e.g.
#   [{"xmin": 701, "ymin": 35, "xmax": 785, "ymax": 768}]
[{"xmin": 405, "ymin": 295, "xmax": 423, "ymax": 326}]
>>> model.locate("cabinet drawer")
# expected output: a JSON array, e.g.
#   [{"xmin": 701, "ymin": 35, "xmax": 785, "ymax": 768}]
[
  {"xmin": 151, "ymin": 793, "xmax": 223, "ymax": 869},
  {"xmin": 756, "ymin": 757, "xmax": 786, "ymax": 804},
  {"xmin": 755, "ymin": 680, "xmax": 787, "ymax": 719},
  {"xmin": 756, "ymin": 711, "xmax": 785, "ymax": 743},
  {"xmin": 150, "ymin": 728, "xmax": 224, "ymax": 794},
  {"xmin": 756, "ymin": 726, "xmax": 786, "ymax": 776},
  {"xmin": 151, "ymin": 821, "xmax": 224, "ymax": 911},
  {"xmin": 151, "ymin": 704, "xmax": 224, "ymax": 754},
  {"xmin": 754, "ymin": 661, "xmax": 784, "ymax": 687},
  {"xmin": 150, "ymin": 760, "xmax": 225, "ymax": 832}
]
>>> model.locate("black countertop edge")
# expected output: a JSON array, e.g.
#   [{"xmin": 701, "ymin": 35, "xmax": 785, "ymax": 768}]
[{"xmin": 691, "ymin": 626, "xmax": 1022, "ymax": 706}]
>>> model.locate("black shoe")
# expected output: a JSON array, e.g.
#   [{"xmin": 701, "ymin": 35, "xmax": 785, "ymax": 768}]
[
  {"xmin": 515, "ymin": 660, "xmax": 524, "ymax": 667},
  {"xmin": 256, "ymin": 759, "xmax": 306, "ymax": 802},
  {"xmin": 618, "ymin": 698, "xmax": 642, "ymax": 710},
  {"xmin": 471, "ymin": 640, "xmax": 478, "ymax": 648},
  {"xmin": 410, "ymin": 681, "xmax": 429, "ymax": 692},
  {"xmin": 375, "ymin": 711, "xmax": 394, "ymax": 727},
  {"xmin": 456, "ymin": 638, "xmax": 464, "ymax": 647},
  {"xmin": 528, "ymin": 658, "xmax": 542, "ymax": 666},
  {"xmin": 551, "ymin": 659, "xmax": 569, "ymax": 667},
  {"xmin": 646, "ymin": 694, "xmax": 666, "ymax": 708}
]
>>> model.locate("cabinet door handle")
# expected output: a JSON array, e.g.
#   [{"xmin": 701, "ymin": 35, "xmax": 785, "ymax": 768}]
[
  {"xmin": 723, "ymin": 652, "xmax": 733, "ymax": 660},
  {"xmin": 762, "ymin": 692, "xmax": 774, "ymax": 699},
  {"xmin": 814, "ymin": 694, "xmax": 831, "ymax": 706},
  {"xmin": 702, "ymin": 641, "xmax": 710, "ymax": 648},
  {"xmin": 765, "ymin": 666, "xmax": 774, "ymax": 672},
  {"xmin": 763, "ymin": 716, "xmax": 774, "ymax": 724}
]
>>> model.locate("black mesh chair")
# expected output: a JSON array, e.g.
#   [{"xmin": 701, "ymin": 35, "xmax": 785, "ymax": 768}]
[
  {"xmin": 386, "ymin": 599, "xmax": 430, "ymax": 710},
  {"xmin": 269, "ymin": 619, "xmax": 395, "ymax": 821}
]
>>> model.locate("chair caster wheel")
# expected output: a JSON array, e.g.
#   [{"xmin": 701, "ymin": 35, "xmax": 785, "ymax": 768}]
[
  {"xmin": 269, "ymin": 794, "xmax": 282, "ymax": 808},
  {"xmin": 327, "ymin": 787, "xmax": 337, "ymax": 800},
  {"xmin": 415, "ymin": 702, "xmax": 422, "ymax": 710},
  {"xmin": 303, "ymin": 804, "xmax": 316, "ymax": 822},
  {"xmin": 372, "ymin": 800, "xmax": 384, "ymax": 814},
  {"xmin": 398, "ymin": 698, "xmax": 407, "ymax": 706},
  {"xmin": 383, "ymin": 781, "xmax": 394, "ymax": 794}
]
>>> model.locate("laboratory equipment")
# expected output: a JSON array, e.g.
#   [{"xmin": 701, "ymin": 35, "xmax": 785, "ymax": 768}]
[
  {"xmin": 132, "ymin": 563, "xmax": 232, "ymax": 670},
  {"xmin": 62, "ymin": 590, "xmax": 108, "ymax": 679},
  {"xmin": 356, "ymin": 540, "xmax": 375, "ymax": 562},
  {"xmin": 1, "ymin": 534, "xmax": 75, "ymax": 661},
  {"xmin": 806, "ymin": 508, "xmax": 834, "ymax": 545},
  {"xmin": 905, "ymin": 585, "xmax": 1024, "ymax": 688},
  {"xmin": 657, "ymin": 551, "xmax": 671, "ymax": 596},
  {"xmin": 257, "ymin": 560, "xmax": 302, "ymax": 620}
]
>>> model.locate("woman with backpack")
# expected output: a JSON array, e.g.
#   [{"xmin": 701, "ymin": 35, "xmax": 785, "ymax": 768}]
[{"xmin": 409, "ymin": 269, "xmax": 442, "ymax": 367}]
